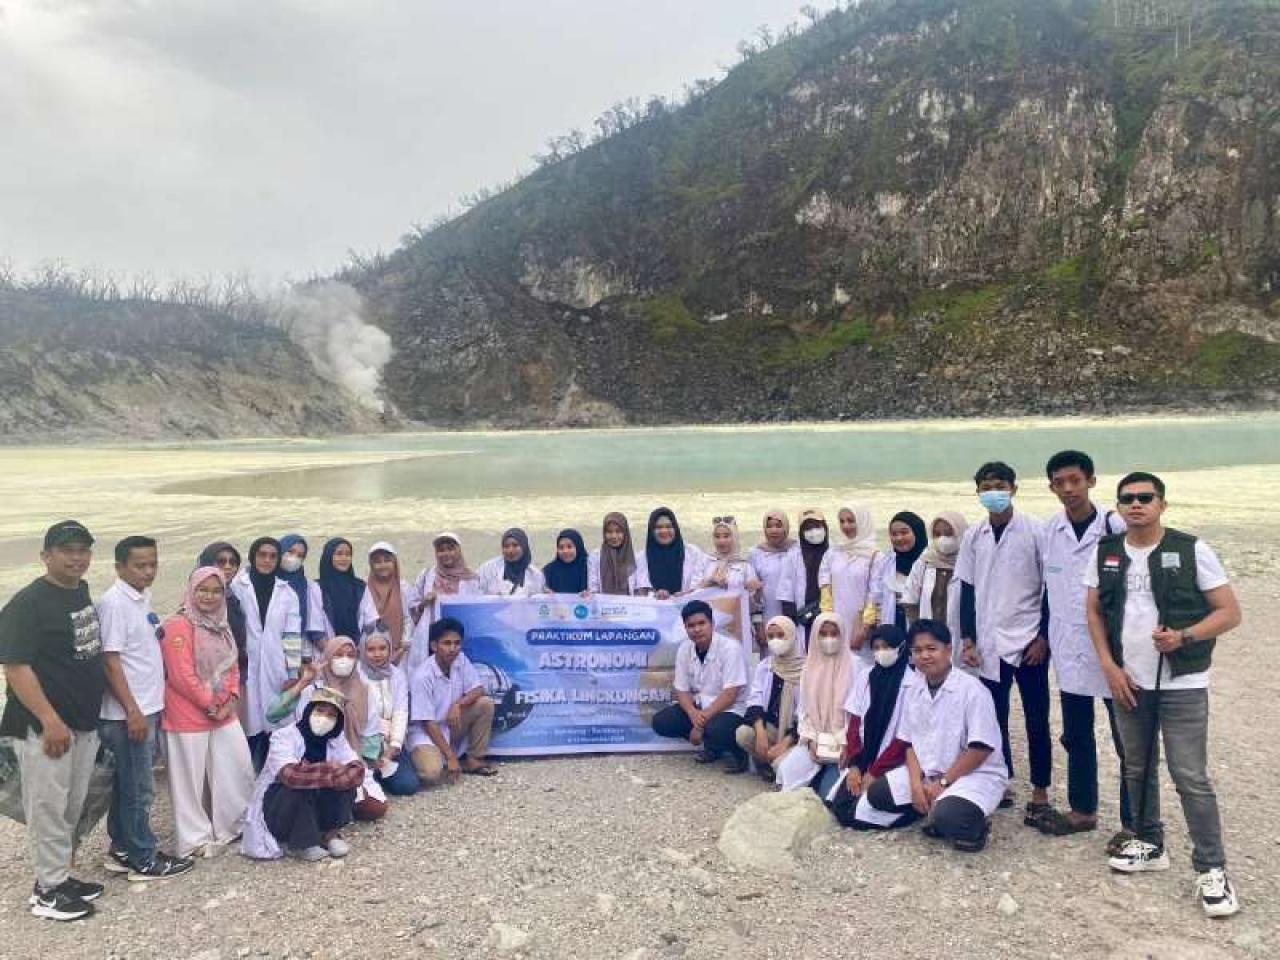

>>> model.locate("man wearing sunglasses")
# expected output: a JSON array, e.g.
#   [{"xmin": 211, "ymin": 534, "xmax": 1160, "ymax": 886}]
[
  {"xmin": 98, "ymin": 536, "xmax": 194, "ymax": 884},
  {"xmin": 1085, "ymin": 472, "xmax": 1242, "ymax": 917}
]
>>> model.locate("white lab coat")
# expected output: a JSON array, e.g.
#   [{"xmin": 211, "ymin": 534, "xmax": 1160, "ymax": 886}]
[
  {"xmin": 1042, "ymin": 508, "xmax": 1124, "ymax": 699},
  {"xmin": 748, "ymin": 544, "xmax": 800, "ymax": 622},
  {"xmin": 230, "ymin": 571, "xmax": 302, "ymax": 738},
  {"xmin": 476, "ymin": 556, "xmax": 546, "ymax": 597},
  {"xmin": 954, "ymin": 512, "xmax": 1045, "ymax": 683},
  {"xmin": 635, "ymin": 545, "xmax": 708, "ymax": 594},
  {"xmin": 586, "ymin": 549, "xmax": 644, "ymax": 595},
  {"xmin": 301, "ymin": 580, "xmax": 332, "ymax": 646},
  {"xmin": 901, "ymin": 558, "xmax": 968, "ymax": 673},
  {"xmin": 407, "ymin": 568, "xmax": 484, "ymax": 676},
  {"xmin": 694, "ymin": 554, "xmax": 761, "ymax": 593},
  {"xmin": 818, "ymin": 550, "xmax": 889, "ymax": 664},
  {"xmin": 356, "ymin": 578, "xmax": 422, "ymax": 655}
]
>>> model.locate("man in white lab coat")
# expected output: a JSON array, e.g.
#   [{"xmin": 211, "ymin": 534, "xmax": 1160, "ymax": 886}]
[{"xmin": 1034, "ymin": 451, "xmax": 1131, "ymax": 845}]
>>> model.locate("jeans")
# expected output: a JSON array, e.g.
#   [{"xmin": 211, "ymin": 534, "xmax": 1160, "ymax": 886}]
[
  {"xmin": 1060, "ymin": 691, "xmax": 1132, "ymax": 823},
  {"xmin": 651, "ymin": 705, "xmax": 745, "ymax": 760},
  {"xmin": 378, "ymin": 755, "xmax": 422, "ymax": 796},
  {"xmin": 98, "ymin": 714, "xmax": 160, "ymax": 867},
  {"xmin": 982, "ymin": 658, "xmax": 1052, "ymax": 788},
  {"xmin": 17, "ymin": 729, "xmax": 98, "ymax": 890},
  {"xmin": 1112, "ymin": 687, "xmax": 1225, "ymax": 871}
]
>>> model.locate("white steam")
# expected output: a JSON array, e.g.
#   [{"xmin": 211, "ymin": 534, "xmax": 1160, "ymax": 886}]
[{"xmin": 280, "ymin": 281, "xmax": 392, "ymax": 412}]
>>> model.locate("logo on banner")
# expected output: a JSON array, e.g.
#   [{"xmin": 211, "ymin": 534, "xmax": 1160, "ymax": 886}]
[{"xmin": 574, "ymin": 604, "xmax": 589, "ymax": 620}]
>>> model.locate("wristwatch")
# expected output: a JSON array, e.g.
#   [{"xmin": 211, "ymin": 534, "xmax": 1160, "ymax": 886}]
[
  {"xmin": 1180, "ymin": 629, "xmax": 1196, "ymax": 647},
  {"xmin": 939, "ymin": 775, "xmax": 951, "ymax": 788}
]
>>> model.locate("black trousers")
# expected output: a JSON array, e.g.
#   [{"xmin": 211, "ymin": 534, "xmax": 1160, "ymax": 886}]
[
  {"xmin": 982, "ymin": 658, "xmax": 1052, "ymax": 788},
  {"xmin": 652, "ymin": 705, "xmax": 745, "ymax": 760},
  {"xmin": 831, "ymin": 774, "xmax": 920, "ymax": 830},
  {"xmin": 1060, "ymin": 691, "xmax": 1132, "ymax": 822},
  {"xmin": 263, "ymin": 783, "xmax": 354, "ymax": 851},
  {"xmin": 928, "ymin": 795, "xmax": 988, "ymax": 844},
  {"xmin": 247, "ymin": 733, "xmax": 272, "ymax": 774}
]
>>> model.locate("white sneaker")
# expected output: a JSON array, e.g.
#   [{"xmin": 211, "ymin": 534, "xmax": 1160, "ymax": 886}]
[
  {"xmin": 1108, "ymin": 838, "xmax": 1170, "ymax": 873},
  {"xmin": 288, "ymin": 845, "xmax": 329, "ymax": 862},
  {"xmin": 1197, "ymin": 868, "xmax": 1240, "ymax": 917},
  {"xmin": 325, "ymin": 836, "xmax": 350, "ymax": 859}
]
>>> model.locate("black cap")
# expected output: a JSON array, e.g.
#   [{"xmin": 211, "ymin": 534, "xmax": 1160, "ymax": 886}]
[{"xmin": 43, "ymin": 520, "xmax": 95, "ymax": 550}]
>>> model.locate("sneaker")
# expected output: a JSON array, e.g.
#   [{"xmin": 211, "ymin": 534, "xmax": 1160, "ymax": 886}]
[
  {"xmin": 723, "ymin": 753, "xmax": 749, "ymax": 775},
  {"xmin": 1108, "ymin": 838, "xmax": 1170, "ymax": 873},
  {"xmin": 127, "ymin": 853, "xmax": 195, "ymax": 882},
  {"xmin": 287, "ymin": 845, "xmax": 329, "ymax": 862},
  {"xmin": 29, "ymin": 886, "xmax": 94, "ymax": 922},
  {"xmin": 1196, "ymin": 868, "xmax": 1240, "ymax": 918},
  {"xmin": 325, "ymin": 836, "xmax": 350, "ymax": 858},
  {"xmin": 102, "ymin": 849, "xmax": 131, "ymax": 875},
  {"xmin": 59, "ymin": 876, "xmax": 105, "ymax": 902}
]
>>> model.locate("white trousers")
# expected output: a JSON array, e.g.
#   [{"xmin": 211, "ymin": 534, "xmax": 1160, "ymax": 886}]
[{"xmin": 164, "ymin": 723, "xmax": 255, "ymax": 857}]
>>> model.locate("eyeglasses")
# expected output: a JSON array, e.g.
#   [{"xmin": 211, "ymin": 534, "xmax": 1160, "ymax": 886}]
[
  {"xmin": 712, "ymin": 516, "xmax": 735, "ymax": 525},
  {"xmin": 1118, "ymin": 492, "xmax": 1158, "ymax": 505}
]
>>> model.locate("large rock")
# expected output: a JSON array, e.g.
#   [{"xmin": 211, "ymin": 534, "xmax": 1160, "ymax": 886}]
[{"xmin": 717, "ymin": 789, "xmax": 836, "ymax": 874}]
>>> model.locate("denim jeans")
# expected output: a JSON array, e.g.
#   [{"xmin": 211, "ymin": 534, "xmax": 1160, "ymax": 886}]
[
  {"xmin": 98, "ymin": 714, "xmax": 160, "ymax": 867},
  {"xmin": 1112, "ymin": 687, "xmax": 1225, "ymax": 871},
  {"xmin": 1060, "ymin": 691, "xmax": 1132, "ymax": 823}
]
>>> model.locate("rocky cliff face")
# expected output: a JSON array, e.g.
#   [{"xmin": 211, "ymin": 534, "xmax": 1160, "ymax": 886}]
[
  {"xmin": 354, "ymin": 0, "xmax": 1280, "ymax": 425},
  {"xmin": 0, "ymin": 290, "xmax": 387, "ymax": 440}
]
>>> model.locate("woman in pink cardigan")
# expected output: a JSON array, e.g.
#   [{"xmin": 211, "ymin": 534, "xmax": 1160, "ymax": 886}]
[{"xmin": 161, "ymin": 566, "xmax": 256, "ymax": 858}]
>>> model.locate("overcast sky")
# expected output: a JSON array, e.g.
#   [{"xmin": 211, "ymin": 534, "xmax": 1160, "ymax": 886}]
[{"xmin": 0, "ymin": 0, "xmax": 806, "ymax": 282}]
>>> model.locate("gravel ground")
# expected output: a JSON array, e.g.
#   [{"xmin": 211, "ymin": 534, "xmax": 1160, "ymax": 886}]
[{"xmin": 0, "ymin": 576, "xmax": 1275, "ymax": 960}]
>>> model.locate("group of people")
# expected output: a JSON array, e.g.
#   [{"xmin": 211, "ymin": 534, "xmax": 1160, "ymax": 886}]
[{"xmin": 0, "ymin": 449, "xmax": 1242, "ymax": 924}]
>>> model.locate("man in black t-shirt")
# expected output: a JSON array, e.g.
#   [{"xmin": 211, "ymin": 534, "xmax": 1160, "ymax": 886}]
[{"xmin": 0, "ymin": 520, "xmax": 108, "ymax": 922}]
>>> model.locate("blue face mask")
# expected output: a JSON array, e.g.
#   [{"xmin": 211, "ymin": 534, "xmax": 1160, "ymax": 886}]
[{"xmin": 978, "ymin": 489, "xmax": 1013, "ymax": 514}]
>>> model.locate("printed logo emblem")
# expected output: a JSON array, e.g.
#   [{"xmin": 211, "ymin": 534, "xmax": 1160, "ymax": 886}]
[{"xmin": 573, "ymin": 604, "xmax": 590, "ymax": 620}]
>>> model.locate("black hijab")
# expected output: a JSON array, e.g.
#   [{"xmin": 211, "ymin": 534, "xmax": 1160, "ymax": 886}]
[
  {"xmin": 856, "ymin": 624, "xmax": 910, "ymax": 773},
  {"xmin": 543, "ymin": 529, "xmax": 588, "ymax": 593},
  {"xmin": 197, "ymin": 541, "xmax": 246, "ymax": 659},
  {"xmin": 501, "ymin": 528, "xmax": 533, "ymax": 587},
  {"xmin": 297, "ymin": 699, "xmax": 345, "ymax": 763},
  {"xmin": 799, "ymin": 519, "xmax": 828, "ymax": 607},
  {"xmin": 247, "ymin": 537, "xmax": 281, "ymax": 627},
  {"xmin": 890, "ymin": 511, "xmax": 929, "ymax": 576},
  {"xmin": 644, "ymin": 508, "xmax": 685, "ymax": 595},
  {"xmin": 319, "ymin": 538, "xmax": 365, "ymax": 642}
]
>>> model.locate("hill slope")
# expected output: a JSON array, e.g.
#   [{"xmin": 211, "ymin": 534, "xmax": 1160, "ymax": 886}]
[{"xmin": 353, "ymin": 0, "xmax": 1280, "ymax": 425}]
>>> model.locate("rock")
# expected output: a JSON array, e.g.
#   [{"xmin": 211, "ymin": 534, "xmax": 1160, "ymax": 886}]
[
  {"xmin": 486, "ymin": 922, "xmax": 530, "ymax": 954},
  {"xmin": 717, "ymin": 789, "xmax": 836, "ymax": 874},
  {"xmin": 658, "ymin": 847, "xmax": 694, "ymax": 867},
  {"xmin": 996, "ymin": 893, "xmax": 1019, "ymax": 916},
  {"xmin": 888, "ymin": 884, "xmax": 910, "ymax": 897}
]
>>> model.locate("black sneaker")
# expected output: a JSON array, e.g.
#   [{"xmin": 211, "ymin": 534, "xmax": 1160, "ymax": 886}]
[
  {"xmin": 127, "ymin": 852, "xmax": 195, "ymax": 883},
  {"xmin": 102, "ymin": 849, "xmax": 131, "ymax": 875},
  {"xmin": 59, "ymin": 876, "xmax": 105, "ymax": 902},
  {"xmin": 29, "ymin": 886, "xmax": 94, "ymax": 922}
]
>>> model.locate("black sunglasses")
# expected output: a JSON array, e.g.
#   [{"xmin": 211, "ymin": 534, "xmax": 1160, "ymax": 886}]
[
  {"xmin": 1118, "ymin": 492, "xmax": 1158, "ymax": 505},
  {"xmin": 712, "ymin": 516, "xmax": 736, "ymax": 525}
]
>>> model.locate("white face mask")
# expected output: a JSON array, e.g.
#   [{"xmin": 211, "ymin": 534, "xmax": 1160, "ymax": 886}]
[
  {"xmin": 934, "ymin": 535, "xmax": 959, "ymax": 555},
  {"xmin": 280, "ymin": 554, "xmax": 304, "ymax": 573},
  {"xmin": 329, "ymin": 655, "xmax": 356, "ymax": 678},
  {"xmin": 308, "ymin": 713, "xmax": 337, "ymax": 737},
  {"xmin": 817, "ymin": 633, "xmax": 843, "ymax": 656},
  {"xmin": 874, "ymin": 647, "xmax": 900, "ymax": 669},
  {"xmin": 766, "ymin": 633, "xmax": 793, "ymax": 658},
  {"xmin": 803, "ymin": 528, "xmax": 826, "ymax": 545}
]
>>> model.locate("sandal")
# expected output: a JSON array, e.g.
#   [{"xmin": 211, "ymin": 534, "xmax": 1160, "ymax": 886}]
[
  {"xmin": 998, "ymin": 788, "xmax": 1015, "ymax": 809},
  {"xmin": 693, "ymin": 749, "xmax": 718, "ymax": 764},
  {"xmin": 1023, "ymin": 801, "xmax": 1052, "ymax": 828},
  {"xmin": 1034, "ymin": 807, "xmax": 1098, "ymax": 836},
  {"xmin": 462, "ymin": 763, "xmax": 499, "ymax": 777},
  {"xmin": 1106, "ymin": 828, "xmax": 1137, "ymax": 857}
]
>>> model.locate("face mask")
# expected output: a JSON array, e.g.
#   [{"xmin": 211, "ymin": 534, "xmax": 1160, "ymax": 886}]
[
  {"xmin": 280, "ymin": 554, "xmax": 304, "ymax": 573},
  {"xmin": 766, "ymin": 634, "xmax": 793, "ymax": 658},
  {"xmin": 308, "ymin": 713, "xmax": 337, "ymax": 737},
  {"xmin": 978, "ymin": 490, "xmax": 1012, "ymax": 514},
  {"xmin": 874, "ymin": 647, "xmax": 900, "ymax": 669},
  {"xmin": 803, "ymin": 528, "xmax": 826, "ymax": 545},
  {"xmin": 817, "ymin": 633, "xmax": 843, "ymax": 655},
  {"xmin": 329, "ymin": 655, "xmax": 356, "ymax": 678},
  {"xmin": 934, "ymin": 535, "xmax": 959, "ymax": 555}
]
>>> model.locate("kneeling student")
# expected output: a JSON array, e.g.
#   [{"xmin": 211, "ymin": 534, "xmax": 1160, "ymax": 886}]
[
  {"xmin": 829, "ymin": 625, "xmax": 914, "ymax": 829},
  {"xmin": 651, "ymin": 599, "xmax": 749, "ymax": 772},
  {"xmin": 408, "ymin": 618, "xmax": 498, "ymax": 784},
  {"xmin": 735, "ymin": 616, "xmax": 804, "ymax": 780},
  {"xmin": 241, "ymin": 688, "xmax": 366, "ymax": 862},
  {"xmin": 899, "ymin": 619, "xmax": 1009, "ymax": 852}
]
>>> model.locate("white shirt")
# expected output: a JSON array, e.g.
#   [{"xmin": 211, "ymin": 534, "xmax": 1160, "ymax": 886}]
[
  {"xmin": 901, "ymin": 558, "xmax": 967, "ymax": 672},
  {"xmin": 356, "ymin": 578, "xmax": 423, "ymax": 654},
  {"xmin": 360, "ymin": 661, "xmax": 410, "ymax": 750},
  {"xmin": 955, "ymin": 511, "xmax": 1045, "ymax": 681},
  {"xmin": 408, "ymin": 568, "xmax": 484, "ymax": 675},
  {"xmin": 97, "ymin": 579, "xmax": 166, "ymax": 719},
  {"xmin": 673, "ymin": 632, "xmax": 748, "ymax": 714},
  {"xmin": 587, "ymin": 549, "xmax": 644, "ymax": 595},
  {"xmin": 818, "ymin": 550, "xmax": 889, "ymax": 664},
  {"xmin": 694, "ymin": 554, "xmax": 760, "ymax": 593},
  {"xmin": 477, "ymin": 556, "xmax": 546, "ymax": 597},
  {"xmin": 748, "ymin": 544, "xmax": 799, "ymax": 621},
  {"xmin": 899, "ymin": 667, "xmax": 1008, "ymax": 815},
  {"xmin": 1043, "ymin": 507, "xmax": 1124, "ymax": 698},
  {"xmin": 744, "ymin": 658, "xmax": 804, "ymax": 720},
  {"xmin": 407, "ymin": 652, "xmax": 485, "ymax": 751},
  {"xmin": 1082, "ymin": 537, "xmax": 1227, "ymax": 691},
  {"xmin": 635, "ymin": 545, "xmax": 708, "ymax": 594},
  {"xmin": 843, "ymin": 663, "xmax": 914, "ymax": 766}
]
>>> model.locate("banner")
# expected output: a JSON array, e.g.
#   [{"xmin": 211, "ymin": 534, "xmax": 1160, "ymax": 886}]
[{"xmin": 440, "ymin": 589, "xmax": 753, "ymax": 756}]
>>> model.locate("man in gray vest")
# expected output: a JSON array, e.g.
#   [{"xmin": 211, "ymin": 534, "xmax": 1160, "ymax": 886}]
[{"xmin": 1084, "ymin": 471, "xmax": 1241, "ymax": 917}]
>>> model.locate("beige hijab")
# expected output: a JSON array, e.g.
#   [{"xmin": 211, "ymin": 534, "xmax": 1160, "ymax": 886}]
[
  {"xmin": 834, "ymin": 504, "xmax": 877, "ymax": 559},
  {"xmin": 920, "ymin": 510, "xmax": 969, "ymax": 571}
]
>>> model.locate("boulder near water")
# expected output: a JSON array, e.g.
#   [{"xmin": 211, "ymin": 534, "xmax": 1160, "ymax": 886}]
[{"xmin": 717, "ymin": 789, "xmax": 836, "ymax": 874}]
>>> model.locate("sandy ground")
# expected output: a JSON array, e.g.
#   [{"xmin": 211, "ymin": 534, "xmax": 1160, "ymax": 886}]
[{"xmin": 0, "ymin": 576, "xmax": 1274, "ymax": 959}]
